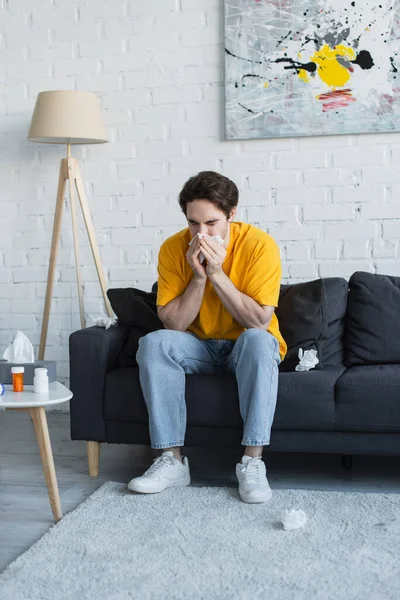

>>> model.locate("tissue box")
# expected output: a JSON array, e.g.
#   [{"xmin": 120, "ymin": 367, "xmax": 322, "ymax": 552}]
[{"xmin": 0, "ymin": 360, "xmax": 56, "ymax": 385}]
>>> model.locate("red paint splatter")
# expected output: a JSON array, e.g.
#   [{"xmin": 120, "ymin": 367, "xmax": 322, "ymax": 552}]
[
  {"xmin": 380, "ymin": 91, "xmax": 400, "ymax": 106},
  {"xmin": 317, "ymin": 89, "xmax": 356, "ymax": 112},
  {"xmin": 374, "ymin": 89, "xmax": 400, "ymax": 115}
]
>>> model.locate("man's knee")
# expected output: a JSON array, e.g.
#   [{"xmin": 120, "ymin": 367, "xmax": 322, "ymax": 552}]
[
  {"xmin": 236, "ymin": 329, "xmax": 277, "ymax": 356},
  {"xmin": 137, "ymin": 329, "xmax": 185, "ymax": 361}
]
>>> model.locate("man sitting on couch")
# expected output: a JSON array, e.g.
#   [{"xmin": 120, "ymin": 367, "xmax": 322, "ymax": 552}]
[{"xmin": 128, "ymin": 171, "xmax": 287, "ymax": 503}]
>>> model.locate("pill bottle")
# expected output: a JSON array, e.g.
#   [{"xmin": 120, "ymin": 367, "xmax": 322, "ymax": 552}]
[
  {"xmin": 11, "ymin": 366, "xmax": 24, "ymax": 392},
  {"xmin": 34, "ymin": 368, "xmax": 49, "ymax": 394}
]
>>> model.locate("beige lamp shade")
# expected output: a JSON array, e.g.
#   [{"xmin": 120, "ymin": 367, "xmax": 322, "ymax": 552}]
[{"xmin": 27, "ymin": 90, "xmax": 108, "ymax": 144}]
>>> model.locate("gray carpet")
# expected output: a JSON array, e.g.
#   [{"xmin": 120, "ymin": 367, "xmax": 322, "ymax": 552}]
[{"xmin": 1, "ymin": 481, "xmax": 399, "ymax": 600}]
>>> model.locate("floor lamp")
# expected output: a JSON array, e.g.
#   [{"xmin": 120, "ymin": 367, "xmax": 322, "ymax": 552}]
[{"xmin": 27, "ymin": 90, "xmax": 114, "ymax": 361}]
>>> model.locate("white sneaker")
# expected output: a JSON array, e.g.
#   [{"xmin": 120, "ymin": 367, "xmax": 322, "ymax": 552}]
[
  {"xmin": 127, "ymin": 451, "xmax": 190, "ymax": 494},
  {"xmin": 236, "ymin": 455, "xmax": 272, "ymax": 503}
]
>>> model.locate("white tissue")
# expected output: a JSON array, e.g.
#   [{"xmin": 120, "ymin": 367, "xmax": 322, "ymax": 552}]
[
  {"xmin": 188, "ymin": 233, "xmax": 224, "ymax": 264},
  {"xmin": 3, "ymin": 330, "xmax": 35, "ymax": 363},
  {"xmin": 281, "ymin": 508, "xmax": 308, "ymax": 531},
  {"xmin": 89, "ymin": 315, "xmax": 117, "ymax": 329},
  {"xmin": 295, "ymin": 348, "xmax": 319, "ymax": 372}
]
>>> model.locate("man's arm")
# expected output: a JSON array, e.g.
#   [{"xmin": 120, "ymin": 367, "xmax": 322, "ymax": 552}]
[
  {"xmin": 157, "ymin": 276, "xmax": 206, "ymax": 331},
  {"xmin": 207, "ymin": 270, "xmax": 274, "ymax": 330},
  {"xmin": 157, "ymin": 235, "xmax": 208, "ymax": 331},
  {"xmin": 199, "ymin": 235, "xmax": 277, "ymax": 330}
]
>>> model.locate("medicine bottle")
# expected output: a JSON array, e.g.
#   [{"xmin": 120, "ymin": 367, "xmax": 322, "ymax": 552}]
[
  {"xmin": 33, "ymin": 368, "xmax": 49, "ymax": 394},
  {"xmin": 11, "ymin": 366, "xmax": 24, "ymax": 392}
]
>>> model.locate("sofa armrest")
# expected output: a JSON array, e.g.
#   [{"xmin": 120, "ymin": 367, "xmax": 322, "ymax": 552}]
[{"xmin": 69, "ymin": 325, "xmax": 128, "ymax": 441}]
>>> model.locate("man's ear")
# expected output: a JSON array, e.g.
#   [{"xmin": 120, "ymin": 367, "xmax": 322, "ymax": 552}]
[{"xmin": 228, "ymin": 208, "xmax": 237, "ymax": 222}]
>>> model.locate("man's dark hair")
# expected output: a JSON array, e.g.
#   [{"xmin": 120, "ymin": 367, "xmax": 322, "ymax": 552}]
[{"xmin": 178, "ymin": 171, "xmax": 239, "ymax": 219}]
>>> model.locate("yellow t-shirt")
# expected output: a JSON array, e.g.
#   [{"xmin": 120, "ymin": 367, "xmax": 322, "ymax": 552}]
[{"xmin": 157, "ymin": 222, "xmax": 287, "ymax": 361}]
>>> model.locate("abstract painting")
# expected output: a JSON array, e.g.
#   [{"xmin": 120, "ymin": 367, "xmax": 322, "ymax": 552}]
[{"xmin": 225, "ymin": 0, "xmax": 400, "ymax": 139}]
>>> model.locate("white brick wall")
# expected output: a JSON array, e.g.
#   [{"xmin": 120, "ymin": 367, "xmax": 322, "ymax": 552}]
[{"xmin": 1, "ymin": 0, "xmax": 400, "ymax": 392}]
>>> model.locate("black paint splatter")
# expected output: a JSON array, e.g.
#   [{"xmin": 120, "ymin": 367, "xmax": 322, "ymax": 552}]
[
  {"xmin": 299, "ymin": 35, "xmax": 321, "ymax": 51},
  {"xmin": 272, "ymin": 57, "xmax": 317, "ymax": 74},
  {"xmin": 352, "ymin": 50, "xmax": 374, "ymax": 70},
  {"xmin": 237, "ymin": 73, "xmax": 267, "ymax": 88},
  {"xmin": 242, "ymin": 73, "xmax": 264, "ymax": 81},
  {"xmin": 276, "ymin": 31, "xmax": 292, "ymax": 48},
  {"xmin": 238, "ymin": 102, "xmax": 256, "ymax": 114},
  {"xmin": 390, "ymin": 56, "xmax": 398, "ymax": 73},
  {"xmin": 225, "ymin": 48, "xmax": 262, "ymax": 64}
]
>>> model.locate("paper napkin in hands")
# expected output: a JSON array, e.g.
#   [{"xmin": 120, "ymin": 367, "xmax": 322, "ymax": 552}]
[
  {"xmin": 295, "ymin": 348, "xmax": 319, "ymax": 372},
  {"xmin": 188, "ymin": 233, "xmax": 224, "ymax": 264},
  {"xmin": 3, "ymin": 330, "xmax": 35, "ymax": 362}
]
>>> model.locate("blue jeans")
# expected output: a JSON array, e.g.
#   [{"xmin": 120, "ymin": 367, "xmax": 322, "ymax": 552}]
[{"xmin": 136, "ymin": 328, "xmax": 281, "ymax": 449}]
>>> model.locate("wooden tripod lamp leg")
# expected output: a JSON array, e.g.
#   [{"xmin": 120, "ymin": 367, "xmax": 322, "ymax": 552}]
[
  {"xmin": 38, "ymin": 159, "xmax": 67, "ymax": 361},
  {"xmin": 67, "ymin": 158, "xmax": 86, "ymax": 330},
  {"xmin": 74, "ymin": 160, "xmax": 113, "ymax": 318},
  {"xmin": 30, "ymin": 407, "xmax": 63, "ymax": 522}
]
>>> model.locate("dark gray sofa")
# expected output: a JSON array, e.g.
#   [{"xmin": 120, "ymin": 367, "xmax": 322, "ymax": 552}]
[{"xmin": 69, "ymin": 271, "xmax": 400, "ymax": 475}]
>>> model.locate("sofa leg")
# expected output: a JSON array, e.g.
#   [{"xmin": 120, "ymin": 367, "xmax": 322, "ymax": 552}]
[
  {"xmin": 87, "ymin": 441, "xmax": 100, "ymax": 477},
  {"xmin": 341, "ymin": 454, "xmax": 353, "ymax": 470}
]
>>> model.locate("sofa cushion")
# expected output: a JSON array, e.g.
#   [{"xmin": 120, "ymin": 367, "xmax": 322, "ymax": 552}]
[
  {"xmin": 105, "ymin": 367, "xmax": 148, "ymax": 423},
  {"xmin": 104, "ymin": 367, "xmax": 242, "ymax": 426},
  {"xmin": 335, "ymin": 365, "xmax": 400, "ymax": 432},
  {"xmin": 273, "ymin": 366, "xmax": 345, "ymax": 430},
  {"xmin": 344, "ymin": 272, "xmax": 400, "ymax": 365},
  {"xmin": 276, "ymin": 278, "xmax": 347, "ymax": 371},
  {"xmin": 107, "ymin": 288, "xmax": 164, "ymax": 368},
  {"xmin": 104, "ymin": 366, "xmax": 345, "ymax": 431}
]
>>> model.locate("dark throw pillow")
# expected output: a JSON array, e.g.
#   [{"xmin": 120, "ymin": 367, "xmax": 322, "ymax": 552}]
[
  {"xmin": 344, "ymin": 271, "xmax": 400, "ymax": 366},
  {"xmin": 276, "ymin": 277, "xmax": 348, "ymax": 372},
  {"xmin": 107, "ymin": 288, "xmax": 165, "ymax": 367},
  {"xmin": 276, "ymin": 279, "xmax": 326, "ymax": 372}
]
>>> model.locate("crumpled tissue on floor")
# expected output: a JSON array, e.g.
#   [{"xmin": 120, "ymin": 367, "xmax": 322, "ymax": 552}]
[{"xmin": 281, "ymin": 508, "xmax": 308, "ymax": 531}]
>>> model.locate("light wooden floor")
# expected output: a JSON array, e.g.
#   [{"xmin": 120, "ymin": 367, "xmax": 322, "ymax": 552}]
[{"xmin": 1, "ymin": 411, "xmax": 400, "ymax": 573}]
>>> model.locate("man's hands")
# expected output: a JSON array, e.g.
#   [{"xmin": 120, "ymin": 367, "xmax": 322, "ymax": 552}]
[
  {"xmin": 186, "ymin": 235, "xmax": 207, "ymax": 281},
  {"xmin": 199, "ymin": 235, "xmax": 226, "ymax": 278},
  {"xmin": 186, "ymin": 235, "xmax": 226, "ymax": 281}
]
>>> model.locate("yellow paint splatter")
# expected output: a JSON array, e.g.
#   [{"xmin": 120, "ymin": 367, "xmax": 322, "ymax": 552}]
[
  {"xmin": 366, "ymin": 27, "xmax": 370, "ymax": 31},
  {"xmin": 311, "ymin": 43, "xmax": 356, "ymax": 88},
  {"xmin": 298, "ymin": 53, "xmax": 302, "ymax": 59},
  {"xmin": 264, "ymin": 82, "xmax": 269, "ymax": 88},
  {"xmin": 298, "ymin": 69, "xmax": 309, "ymax": 82}
]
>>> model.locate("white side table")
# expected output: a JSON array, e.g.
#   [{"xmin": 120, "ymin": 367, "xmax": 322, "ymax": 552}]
[{"xmin": 0, "ymin": 381, "xmax": 73, "ymax": 522}]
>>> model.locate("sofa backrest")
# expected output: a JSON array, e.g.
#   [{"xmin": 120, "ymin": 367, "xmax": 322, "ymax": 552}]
[{"xmin": 344, "ymin": 271, "xmax": 400, "ymax": 366}]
